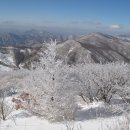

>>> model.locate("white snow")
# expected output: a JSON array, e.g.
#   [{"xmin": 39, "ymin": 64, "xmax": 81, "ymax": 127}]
[
  {"xmin": 0, "ymin": 53, "xmax": 14, "ymax": 66},
  {"xmin": 0, "ymin": 65, "xmax": 12, "ymax": 72},
  {"xmin": 0, "ymin": 52, "xmax": 14, "ymax": 71},
  {"xmin": 20, "ymin": 49, "xmax": 26, "ymax": 53},
  {"xmin": 0, "ymin": 97, "xmax": 128, "ymax": 130},
  {"xmin": 68, "ymin": 47, "xmax": 75, "ymax": 53},
  {"xmin": 78, "ymin": 101, "xmax": 104, "ymax": 110},
  {"xmin": 0, "ymin": 109, "xmax": 126, "ymax": 130}
]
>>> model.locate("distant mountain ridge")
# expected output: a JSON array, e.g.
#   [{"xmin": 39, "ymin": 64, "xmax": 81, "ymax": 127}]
[{"xmin": 0, "ymin": 29, "xmax": 66, "ymax": 46}]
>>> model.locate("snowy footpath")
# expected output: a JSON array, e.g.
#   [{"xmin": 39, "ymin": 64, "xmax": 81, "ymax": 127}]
[
  {"xmin": 0, "ymin": 99, "xmax": 127, "ymax": 130},
  {"xmin": 0, "ymin": 110, "xmax": 124, "ymax": 130}
]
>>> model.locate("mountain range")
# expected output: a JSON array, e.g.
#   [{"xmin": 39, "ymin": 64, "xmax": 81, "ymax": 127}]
[{"xmin": 0, "ymin": 32, "xmax": 130, "ymax": 71}]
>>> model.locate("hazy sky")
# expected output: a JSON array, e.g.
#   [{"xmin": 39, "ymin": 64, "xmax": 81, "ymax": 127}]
[{"xmin": 0, "ymin": 0, "xmax": 130, "ymax": 34}]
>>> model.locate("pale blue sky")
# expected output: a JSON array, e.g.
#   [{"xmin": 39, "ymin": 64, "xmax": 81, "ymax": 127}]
[{"xmin": 0, "ymin": 0, "xmax": 130, "ymax": 33}]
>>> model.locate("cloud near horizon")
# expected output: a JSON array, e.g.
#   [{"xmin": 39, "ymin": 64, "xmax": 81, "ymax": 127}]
[
  {"xmin": 110, "ymin": 24, "xmax": 122, "ymax": 29},
  {"xmin": 0, "ymin": 20, "xmax": 127, "ymax": 34}
]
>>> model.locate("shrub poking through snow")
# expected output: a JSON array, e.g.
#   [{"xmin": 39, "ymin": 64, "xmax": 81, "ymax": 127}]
[{"xmin": 0, "ymin": 94, "xmax": 14, "ymax": 120}]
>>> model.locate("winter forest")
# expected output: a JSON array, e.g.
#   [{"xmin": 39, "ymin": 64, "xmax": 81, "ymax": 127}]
[{"xmin": 0, "ymin": 40, "xmax": 130, "ymax": 130}]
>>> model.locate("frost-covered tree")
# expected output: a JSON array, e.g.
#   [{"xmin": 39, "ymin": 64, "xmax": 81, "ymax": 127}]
[
  {"xmin": 72, "ymin": 63, "xmax": 129, "ymax": 103},
  {"xmin": 93, "ymin": 63, "xmax": 129, "ymax": 103},
  {"xmin": 22, "ymin": 40, "xmax": 77, "ymax": 121}
]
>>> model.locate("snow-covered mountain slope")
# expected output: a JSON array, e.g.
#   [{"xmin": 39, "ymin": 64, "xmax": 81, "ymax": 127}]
[
  {"xmin": 0, "ymin": 47, "xmax": 15, "ymax": 71},
  {"xmin": 118, "ymin": 34, "xmax": 130, "ymax": 42},
  {"xmin": 0, "ymin": 52, "xmax": 14, "ymax": 65},
  {"xmin": 57, "ymin": 33, "xmax": 130, "ymax": 64},
  {"xmin": 0, "ymin": 45, "xmax": 40, "ymax": 71}
]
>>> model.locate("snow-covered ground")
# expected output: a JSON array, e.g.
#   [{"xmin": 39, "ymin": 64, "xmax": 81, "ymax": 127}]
[
  {"xmin": 0, "ymin": 97, "xmax": 129, "ymax": 130},
  {"xmin": 0, "ymin": 65, "xmax": 12, "ymax": 72},
  {"xmin": 1, "ymin": 111, "xmax": 124, "ymax": 130},
  {"xmin": 0, "ymin": 53, "xmax": 14, "ymax": 66}
]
